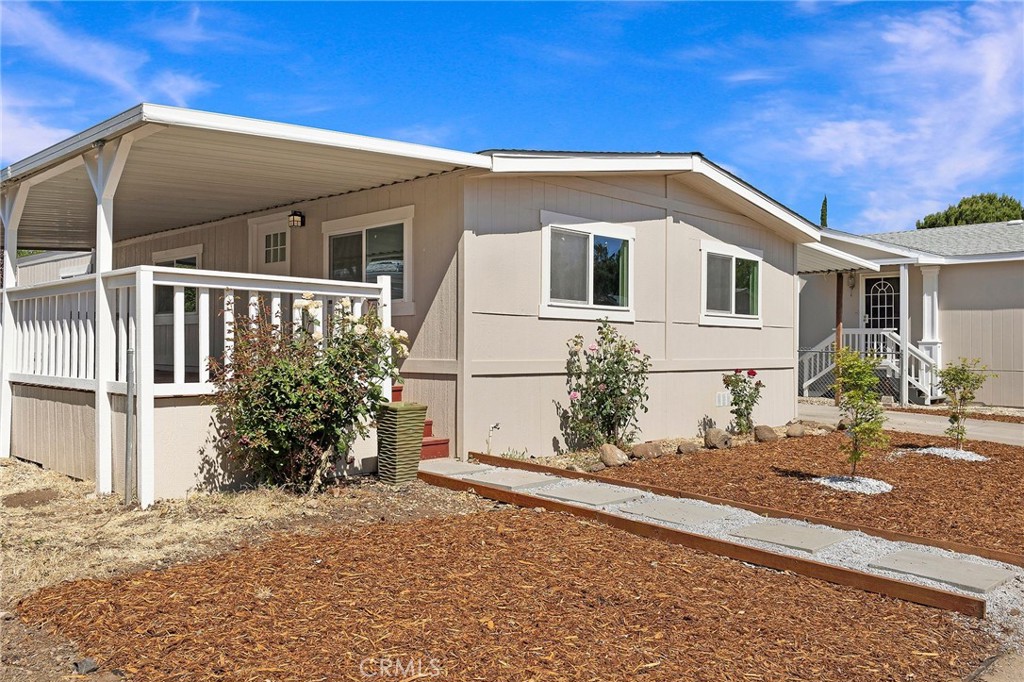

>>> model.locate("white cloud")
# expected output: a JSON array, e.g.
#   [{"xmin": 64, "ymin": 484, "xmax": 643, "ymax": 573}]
[
  {"xmin": 724, "ymin": 69, "xmax": 784, "ymax": 84},
  {"xmin": 0, "ymin": 100, "xmax": 76, "ymax": 165},
  {"xmin": 140, "ymin": 3, "xmax": 265, "ymax": 54},
  {"xmin": 389, "ymin": 124, "xmax": 456, "ymax": 147},
  {"xmin": 718, "ymin": 2, "xmax": 1023, "ymax": 232},
  {"xmin": 151, "ymin": 72, "xmax": 214, "ymax": 107}
]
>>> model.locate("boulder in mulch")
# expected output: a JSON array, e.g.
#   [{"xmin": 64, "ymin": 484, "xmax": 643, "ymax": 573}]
[
  {"xmin": 785, "ymin": 423, "xmax": 806, "ymax": 438},
  {"xmin": 599, "ymin": 444, "xmax": 630, "ymax": 467},
  {"xmin": 837, "ymin": 417, "xmax": 853, "ymax": 431},
  {"xmin": 754, "ymin": 425, "xmax": 780, "ymax": 443},
  {"xmin": 631, "ymin": 442, "xmax": 663, "ymax": 460},
  {"xmin": 587, "ymin": 462, "xmax": 607, "ymax": 473},
  {"xmin": 676, "ymin": 442, "xmax": 699, "ymax": 455},
  {"xmin": 703, "ymin": 428, "xmax": 732, "ymax": 449}
]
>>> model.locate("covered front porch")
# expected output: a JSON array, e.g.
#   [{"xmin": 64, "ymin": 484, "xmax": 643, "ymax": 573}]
[{"xmin": 1, "ymin": 104, "xmax": 486, "ymax": 506}]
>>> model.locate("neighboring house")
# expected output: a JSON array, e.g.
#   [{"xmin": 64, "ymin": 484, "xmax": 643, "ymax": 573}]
[
  {"xmin": 0, "ymin": 103, "xmax": 869, "ymax": 506},
  {"xmin": 799, "ymin": 221, "xmax": 1024, "ymax": 407}
]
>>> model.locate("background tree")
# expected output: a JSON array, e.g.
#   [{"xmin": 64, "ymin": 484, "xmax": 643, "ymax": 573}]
[
  {"xmin": 819, "ymin": 195, "xmax": 828, "ymax": 228},
  {"xmin": 916, "ymin": 193, "xmax": 1022, "ymax": 229}
]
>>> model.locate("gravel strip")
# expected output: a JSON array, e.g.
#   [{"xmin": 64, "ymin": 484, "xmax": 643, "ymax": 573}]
[
  {"xmin": 909, "ymin": 446, "xmax": 989, "ymax": 462},
  {"xmin": 813, "ymin": 475, "xmax": 894, "ymax": 494}
]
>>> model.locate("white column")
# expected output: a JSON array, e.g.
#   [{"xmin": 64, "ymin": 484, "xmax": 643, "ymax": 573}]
[
  {"xmin": 84, "ymin": 135, "xmax": 134, "ymax": 494},
  {"xmin": 135, "ymin": 268, "xmax": 156, "ymax": 508},
  {"xmin": 1, "ymin": 186, "xmax": 29, "ymax": 458},
  {"xmin": 376, "ymin": 275, "xmax": 392, "ymax": 405},
  {"xmin": 919, "ymin": 266, "xmax": 941, "ymax": 361},
  {"xmin": 899, "ymin": 262, "xmax": 910, "ymax": 406}
]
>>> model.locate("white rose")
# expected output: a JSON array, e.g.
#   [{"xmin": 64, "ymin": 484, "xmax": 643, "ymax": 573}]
[
  {"xmin": 383, "ymin": 325, "xmax": 396, "ymax": 336},
  {"xmin": 311, "ymin": 331, "xmax": 324, "ymax": 342},
  {"xmin": 301, "ymin": 292, "xmax": 315, "ymax": 300},
  {"xmin": 397, "ymin": 330, "xmax": 409, "ymax": 341},
  {"xmin": 353, "ymin": 324, "xmax": 367, "ymax": 336}
]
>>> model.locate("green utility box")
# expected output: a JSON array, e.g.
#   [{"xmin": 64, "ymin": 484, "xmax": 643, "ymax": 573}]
[{"xmin": 377, "ymin": 401, "xmax": 428, "ymax": 484}]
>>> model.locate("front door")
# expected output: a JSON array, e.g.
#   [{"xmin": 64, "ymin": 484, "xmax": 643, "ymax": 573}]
[{"xmin": 863, "ymin": 276, "xmax": 900, "ymax": 331}]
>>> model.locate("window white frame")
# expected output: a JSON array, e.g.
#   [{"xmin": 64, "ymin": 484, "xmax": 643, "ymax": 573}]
[
  {"xmin": 152, "ymin": 244, "xmax": 204, "ymax": 322},
  {"xmin": 540, "ymin": 210, "xmax": 636, "ymax": 322},
  {"xmin": 247, "ymin": 212, "xmax": 291, "ymax": 276},
  {"xmin": 699, "ymin": 240, "xmax": 763, "ymax": 329},
  {"xmin": 321, "ymin": 205, "xmax": 415, "ymax": 317}
]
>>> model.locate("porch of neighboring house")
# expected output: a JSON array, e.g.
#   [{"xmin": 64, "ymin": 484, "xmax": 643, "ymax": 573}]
[
  {"xmin": 799, "ymin": 260, "xmax": 945, "ymax": 406},
  {"xmin": 2, "ymin": 104, "xmax": 481, "ymax": 507}
]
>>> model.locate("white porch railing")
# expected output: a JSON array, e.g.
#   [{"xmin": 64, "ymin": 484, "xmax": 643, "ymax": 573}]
[
  {"xmin": 798, "ymin": 327, "xmax": 942, "ymax": 403},
  {"xmin": 2, "ymin": 266, "xmax": 391, "ymax": 507}
]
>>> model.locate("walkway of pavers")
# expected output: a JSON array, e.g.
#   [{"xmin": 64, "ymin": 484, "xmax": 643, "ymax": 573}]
[
  {"xmin": 421, "ymin": 457, "xmax": 1022, "ymax": 600},
  {"xmin": 798, "ymin": 402, "xmax": 1024, "ymax": 447}
]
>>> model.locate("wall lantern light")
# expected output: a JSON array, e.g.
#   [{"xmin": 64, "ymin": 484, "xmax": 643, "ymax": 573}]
[{"xmin": 288, "ymin": 211, "xmax": 306, "ymax": 228}]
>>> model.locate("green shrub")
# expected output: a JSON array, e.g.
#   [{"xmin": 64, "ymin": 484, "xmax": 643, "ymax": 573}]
[
  {"xmin": 560, "ymin": 320, "xmax": 652, "ymax": 449},
  {"xmin": 722, "ymin": 370, "xmax": 764, "ymax": 435},
  {"xmin": 833, "ymin": 348, "xmax": 888, "ymax": 476},
  {"xmin": 937, "ymin": 358, "xmax": 995, "ymax": 449},
  {"xmin": 208, "ymin": 294, "xmax": 408, "ymax": 491}
]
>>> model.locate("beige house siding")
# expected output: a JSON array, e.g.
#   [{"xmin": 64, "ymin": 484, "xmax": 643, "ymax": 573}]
[
  {"xmin": 940, "ymin": 262, "xmax": 1024, "ymax": 407},
  {"xmin": 11, "ymin": 385, "xmax": 95, "ymax": 480},
  {"xmin": 462, "ymin": 174, "xmax": 799, "ymax": 458},
  {"xmin": 16, "ymin": 253, "xmax": 93, "ymax": 286}
]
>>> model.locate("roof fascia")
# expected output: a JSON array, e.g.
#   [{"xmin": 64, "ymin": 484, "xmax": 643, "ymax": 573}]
[
  {"xmin": 801, "ymin": 241, "xmax": 880, "ymax": 272},
  {"xmin": 1, "ymin": 105, "xmax": 147, "ymax": 185},
  {"xmin": 489, "ymin": 153, "xmax": 697, "ymax": 173},
  {"xmin": 941, "ymin": 251, "xmax": 1024, "ymax": 265},
  {"xmin": 139, "ymin": 104, "xmax": 491, "ymax": 169}
]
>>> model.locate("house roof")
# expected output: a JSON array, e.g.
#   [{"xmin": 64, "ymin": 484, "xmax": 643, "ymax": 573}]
[
  {"xmin": 2, "ymin": 104, "xmax": 821, "ymax": 250},
  {"xmin": 865, "ymin": 221, "xmax": 1024, "ymax": 257}
]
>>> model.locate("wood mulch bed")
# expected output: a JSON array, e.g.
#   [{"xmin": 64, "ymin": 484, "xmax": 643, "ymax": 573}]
[
  {"xmin": 887, "ymin": 407, "xmax": 1024, "ymax": 424},
  {"xmin": 19, "ymin": 509, "xmax": 995, "ymax": 682},
  {"xmin": 602, "ymin": 430, "xmax": 1024, "ymax": 555}
]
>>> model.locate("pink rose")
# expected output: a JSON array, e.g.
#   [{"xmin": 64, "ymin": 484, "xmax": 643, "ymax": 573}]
[
  {"xmin": 588, "ymin": 343, "xmax": 598, "ymax": 352},
  {"xmin": 569, "ymin": 390, "xmax": 581, "ymax": 401}
]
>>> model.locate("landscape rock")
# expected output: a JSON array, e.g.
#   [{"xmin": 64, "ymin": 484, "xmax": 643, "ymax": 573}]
[
  {"xmin": 676, "ymin": 442, "xmax": 699, "ymax": 455},
  {"xmin": 73, "ymin": 658, "xmax": 99, "ymax": 675},
  {"xmin": 785, "ymin": 423, "xmax": 806, "ymax": 438},
  {"xmin": 631, "ymin": 442, "xmax": 663, "ymax": 460},
  {"xmin": 837, "ymin": 417, "xmax": 853, "ymax": 431},
  {"xmin": 587, "ymin": 462, "xmax": 607, "ymax": 473},
  {"xmin": 703, "ymin": 428, "xmax": 732, "ymax": 449},
  {"xmin": 754, "ymin": 425, "xmax": 780, "ymax": 443},
  {"xmin": 599, "ymin": 444, "xmax": 630, "ymax": 467},
  {"xmin": 0, "ymin": 610, "xmax": 13, "ymax": 621}
]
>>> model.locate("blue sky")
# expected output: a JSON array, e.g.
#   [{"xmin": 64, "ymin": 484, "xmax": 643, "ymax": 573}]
[{"xmin": 2, "ymin": 1, "xmax": 1022, "ymax": 234}]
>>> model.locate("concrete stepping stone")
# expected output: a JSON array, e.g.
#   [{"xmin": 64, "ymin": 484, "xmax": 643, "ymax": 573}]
[
  {"xmin": 418, "ymin": 459, "xmax": 491, "ymax": 477},
  {"xmin": 869, "ymin": 550, "xmax": 1016, "ymax": 594},
  {"xmin": 624, "ymin": 498, "xmax": 738, "ymax": 526},
  {"xmin": 461, "ymin": 468, "xmax": 559, "ymax": 491},
  {"xmin": 535, "ymin": 482, "xmax": 643, "ymax": 507},
  {"xmin": 730, "ymin": 523, "xmax": 847, "ymax": 553}
]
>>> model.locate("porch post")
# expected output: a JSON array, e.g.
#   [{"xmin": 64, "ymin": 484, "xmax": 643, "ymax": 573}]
[
  {"xmin": 0, "ymin": 186, "xmax": 29, "ymax": 459},
  {"xmin": 84, "ymin": 136, "xmax": 134, "ymax": 494},
  {"xmin": 899, "ymin": 263, "xmax": 910, "ymax": 406},
  {"xmin": 919, "ymin": 265, "xmax": 942, "ymax": 368},
  {"xmin": 834, "ymin": 272, "xmax": 844, "ymax": 406},
  {"xmin": 135, "ymin": 268, "xmax": 156, "ymax": 508},
  {"xmin": 376, "ymin": 275, "xmax": 393, "ymax": 405}
]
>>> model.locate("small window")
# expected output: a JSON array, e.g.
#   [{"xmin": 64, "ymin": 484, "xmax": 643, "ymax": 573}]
[
  {"xmin": 542, "ymin": 212, "xmax": 635, "ymax": 321},
  {"xmin": 323, "ymin": 206, "xmax": 413, "ymax": 304},
  {"xmin": 700, "ymin": 241, "xmax": 762, "ymax": 328},
  {"xmin": 264, "ymin": 231, "xmax": 287, "ymax": 264},
  {"xmin": 153, "ymin": 248, "xmax": 201, "ymax": 315}
]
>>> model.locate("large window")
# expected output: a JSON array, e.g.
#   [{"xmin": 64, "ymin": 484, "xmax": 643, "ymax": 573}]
[
  {"xmin": 322, "ymin": 206, "xmax": 413, "ymax": 313},
  {"xmin": 700, "ymin": 241, "xmax": 762, "ymax": 328},
  {"xmin": 152, "ymin": 245, "xmax": 202, "ymax": 315},
  {"xmin": 542, "ymin": 212, "xmax": 635, "ymax": 321}
]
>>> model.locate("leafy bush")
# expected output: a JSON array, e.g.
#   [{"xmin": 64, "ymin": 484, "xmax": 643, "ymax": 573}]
[
  {"xmin": 560, "ymin": 320, "xmax": 652, "ymax": 449},
  {"xmin": 833, "ymin": 348, "xmax": 888, "ymax": 476},
  {"xmin": 722, "ymin": 369, "xmax": 764, "ymax": 435},
  {"xmin": 208, "ymin": 294, "xmax": 408, "ymax": 491},
  {"xmin": 938, "ymin": 358, "xmax": 995, "ymax": 449}
]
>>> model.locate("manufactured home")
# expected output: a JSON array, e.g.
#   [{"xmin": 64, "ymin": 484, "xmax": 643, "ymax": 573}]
[{"xmin": 1, "ymin": 104, "xmax": 871, "ymax": 506}]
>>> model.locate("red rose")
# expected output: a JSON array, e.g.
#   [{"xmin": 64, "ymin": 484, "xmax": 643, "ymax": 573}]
[
  {"xmin": 747, "ymin": 370, "xmax": 757, "ymax": 377},
  {"xmin": 734, "ymin": 369, "xmax": 742, "ymax": 374}
]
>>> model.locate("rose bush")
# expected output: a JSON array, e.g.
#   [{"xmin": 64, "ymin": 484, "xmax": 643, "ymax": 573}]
[
  {"xmin": 559, "ymin": 320, "xmax": 652, "ymax": 449},
  {"xmin": 722, "ymin": 369, "xmax": 764, "ymax": 435},
  {"xmin": 208, "ymin": 294, "xmax": 408, "ymax": 491}
]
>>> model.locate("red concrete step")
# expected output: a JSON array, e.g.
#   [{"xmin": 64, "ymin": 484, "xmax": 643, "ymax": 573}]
[
  {"xmin": 391, "ymin": 384, "xmax": 404, "ymax": 402},
  {"xmin": 423, "ymin": 419, "xmax": 434, "ymax": 438},
  {"xmin": 420, "ymin": 436, "xmax": 450, "ymax": 460}
]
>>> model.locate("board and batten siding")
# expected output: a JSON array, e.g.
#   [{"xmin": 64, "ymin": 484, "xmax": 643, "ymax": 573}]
[
  {"xmin": 939, "ymin": 261, "xmax": 1024, "ymax": 407},
  {"xmin": 461, "ymin": 174, "xmax": 799, "ymax": 458}
]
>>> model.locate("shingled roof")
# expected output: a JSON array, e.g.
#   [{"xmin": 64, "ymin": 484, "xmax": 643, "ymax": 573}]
[{"xmin": 866, "ymin": 221, "xmax": 1024, "ymax": 257}]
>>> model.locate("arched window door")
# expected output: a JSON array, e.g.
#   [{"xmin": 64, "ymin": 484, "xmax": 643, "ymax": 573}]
[{"xmin": 863, "ymin": 276, "xmax": 900, "ymax": 331}]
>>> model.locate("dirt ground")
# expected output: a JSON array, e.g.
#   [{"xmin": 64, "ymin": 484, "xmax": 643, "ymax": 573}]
[
  {"xmin": 593, "ymin": 430, "xmax": 1024, "ymax": 555},
  {"xmin": 17, "ymin": 508, "xmax": 1000, "ymax": 682},
  {"xmin": 0, "ymin": 457, "xmax": 496, "ymax": 681}
]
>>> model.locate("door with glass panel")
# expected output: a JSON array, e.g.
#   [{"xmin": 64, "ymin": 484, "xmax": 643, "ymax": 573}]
[
  {"xmin": 863, "ymin": 277, "xmax": 900, "ymax": 331},
  {"xmin": 328, "ymin": 223, "xmax": 405, "ymax": 302}
]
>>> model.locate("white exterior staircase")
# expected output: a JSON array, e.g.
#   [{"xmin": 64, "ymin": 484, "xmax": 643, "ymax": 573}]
[{"xmin": 799, "ymin": 328, "xmax": 943, "ymax": 405}]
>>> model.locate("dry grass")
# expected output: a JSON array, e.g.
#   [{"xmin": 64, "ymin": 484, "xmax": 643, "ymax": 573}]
[{"xmin": 0, "ymin": 457, "xmax": 493, "ymax": 607}]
